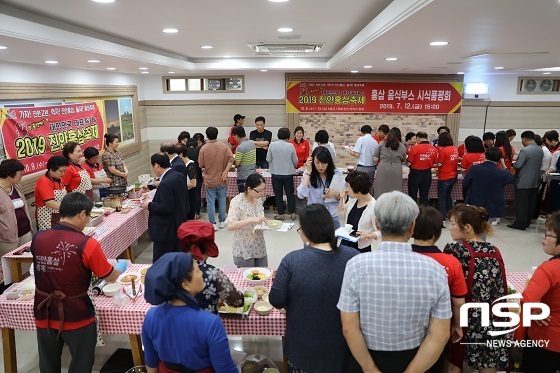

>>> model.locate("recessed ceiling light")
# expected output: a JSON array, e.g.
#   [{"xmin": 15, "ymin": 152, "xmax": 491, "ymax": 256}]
[
  {"xmin": 269, "ymin": 0, "xmax": 289, "ymax": 2},
  {"xmin": 106, "ymin": 67, "xmax": 116, "ymax": 70},
  {"xmin": 457, "ymin": 71, "xmax": 465, "ymax": 75},
  {"xmin": 543, "ymin": 72, "xmax": 552, "ymax": 75},
  {"xmin": 277, "ymin": 27, "xmax": 293, "ymax": 33},
  {"xmin": 260, "ymin": 69, "xmax": 268, "ymax": 72},
  {"xmin": 429, "ymin": 41, "xmax": 449, "ymax": 46},
  {"xmin": 139, "ymin": 67, "xmax": 148, "ymax": 70},
  {"xmin": 168, "ymin": 71, "xmax": 175, "ymax": 74},
  {"xmin": 285, "ymin": 55, "xmax": 295, "ymax": 58},
  {"xmin": 494, "ymin": 66, "xmax": 504, "ymax": 70},
  {"xmin": 0, "ymin": 46, "xmax": 7, "ymax": 50},
  {"xmin": 88, "ymin": 59, "xmax": 100, "ymax": 63},
  {"xmin": 385, "ymin": 57, "xmax": 398, "ymax": 61},
  {"xmin": 351, "ymin": 70, "xmax": 359, "ymax": 73},
  {"xmin": 163, "ymin": 28, "xmax": 178, "ymax": 34},
  {"xmin": 363, "ymin": 65, "xmax": 372, "ymax": 68},
  {"xmin": 92, "ymin": 0, "xmax": 116, "ymax": 3},
  {"xmin": 223, "ymin": 55, "xmax": 231, "ymax": 58},
  {"xmin": 45, "ymin": 60, "xmax": 58, "ymax": 64},
  {"xmin": 201, "ymin": 45, "xmax": 213, "ymax": 49},
  {"xmin": 141, "ymin": 71, "xmax": 149, "ymax": 74}
]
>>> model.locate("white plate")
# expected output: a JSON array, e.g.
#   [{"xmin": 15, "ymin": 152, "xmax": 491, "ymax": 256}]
[{"xmin": 117, "ymin": 272, "xmax": 141, "ymax": 285}]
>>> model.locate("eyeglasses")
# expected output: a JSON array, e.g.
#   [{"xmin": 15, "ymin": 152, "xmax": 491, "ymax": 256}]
[
  {"xmin": 252, "ymin": 188, "xmax": 265, "ymax": 194},
  {"xmin": 544, "ymin": 232, "xmax": 557, "ymax": 239}
]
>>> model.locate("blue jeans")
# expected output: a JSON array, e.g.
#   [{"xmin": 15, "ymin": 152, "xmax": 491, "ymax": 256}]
[
  {"xmin": 206, "ymin": 185, "xmax": 227, "ymax": 224},
  {"xmin": 438, "ymin": 178, "xmax": 456, "ymax": 220}
]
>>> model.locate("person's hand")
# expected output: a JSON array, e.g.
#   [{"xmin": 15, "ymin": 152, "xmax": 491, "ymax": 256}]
[
  {"xmin": 114, "ymin": 260, "xmax": 128, "ymax": 273},
  {"xmin": 339, "ymin": 189, "xmax": 348, "ymax": 200},
  {"xmin": 252, "ymin": 216, "xmax": 268, "ymax": 224},
  {"xmin": 304, "ymin": 157, "xmax": 313, "ymax": 174},
  {"xmin": 105, "ymin": 178, "xmax": 113, "ymax": 185},
  {"xmin": 322, "ymin": 188, "xmax": 339, "ymax": 199},
  {"xmin": 140, "ymin": 201, "xmax": 149, "ymax": 210},
  {"xmin": 534, "ymin": 316, "xmax": 552, "ymax": 327},
  {"xmin": 221, "ymin": 170, "xmax": 229, "ymax": 182},
  {"xmin": 122, "ymin": 171, "xmax": 128, "ymax": 178},
  {"xmin": 451, "ymin": 324, "xmax": 463, "ymax": 343}
]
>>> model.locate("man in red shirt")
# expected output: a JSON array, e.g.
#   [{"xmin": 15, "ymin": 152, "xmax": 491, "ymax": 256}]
[
  {"xmin": 32, "ymin": 192, "xmax": 126, "ymax": 372},
  {"xmin": 227, "ymin": 114, "xmax": 245, "ymax": 154},
  {"xmin": 372, "ymin": 124, "xmax": 389, "ymax": 143},
  {"xmin": 407, "ymin": 131, "xmax": 438, "ymax": 206}
]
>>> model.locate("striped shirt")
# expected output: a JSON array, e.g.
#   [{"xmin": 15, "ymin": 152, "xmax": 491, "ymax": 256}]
[
  {"xmin": 337, "ymin": 241, "xmax": 451, "ymax": 351},
  {"xmin": 234, "ymin": 139, "xmax": 256, "ymax": 180}
]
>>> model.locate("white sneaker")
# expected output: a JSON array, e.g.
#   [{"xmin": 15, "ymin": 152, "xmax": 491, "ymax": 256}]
[
  {"xmin": 491, "ymin": 218, "xmax": 499, "ymax": 226},
  {"xmin": 219, "ymin": 221, "xmax": 226, "ymax": 229},
  {"xmin": 213, "ymin": 223, "xmax": 218, "ymax": 231}
]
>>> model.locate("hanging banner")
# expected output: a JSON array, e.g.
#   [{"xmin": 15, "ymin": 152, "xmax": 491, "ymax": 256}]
[
  {"xmin": 286, "ymin": 81, "xmax": 463, "ymax": 114},
  {"xmin": 0, "ymin": 101, "xmax": 105, "ymax": 175}
]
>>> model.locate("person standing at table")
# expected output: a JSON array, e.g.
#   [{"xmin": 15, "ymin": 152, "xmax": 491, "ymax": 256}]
[
  {"xmin": 198, "ymin": 127, "xmax": 234, "ymax": 231},
  {"xmin": 347, "ymin": 125, "xmax": 378, "ymax": 195},
  {"xmin": 141, "ymin": 153, "xmax": 187, "ymax": 262},
  {"xmin": 544, "ymin": 130, "xmax": 560, "ymax": 154},
  {"xmin": 232, "ymin": 125, "xmax": 256, "ymax": 186},
  {"xmin": 508, "ymin": 131, "xmax": 544, "ymax": 230},
  {"xmin": 0, "ymin": 159, "xmax": 34, "ymax": 258},
  {"xmin": 177, "ymin": 144, "xmax": 198, "ymax": 220},
  {"xmin": 372, "ymin": 124, "xmax": 389, "ymax": 143},
  {"xmin": 459, "ymin": 135, "xmax": 485, "ymax": 175},
  {"xmin": 61, "ymin": 141, "xmax": 93, "ymax": 200},
  {"xmin": 373, "ymin": 127, "xmax": 407, "ymax": 199},
  {"xmin": 483, "ymin": 131, "xmax": 495, "ymax": 150},
  {"xmin": 404, "ymin": 131, "xmax": 417, "ymax": 153},
  {"xmin": 270, "ymin": 204, "xmax": 359, "ymax": 373},
  {"xmin": 249, "ymin": 116, "xmax": 272, "ymax": 169},
  {"xmin": 32, "ymin": 192, "xmax": 126, "ymax": 373},
  {"xmin": 289, "ymin": 126, "xmax": 310, "ymax": 169},
  {"xmin": 534, "ymin": 134, "xmax": 552, "ymax": 219},
  {"xmin": 188, "ymin": 134, "xmax": 205, "ymax": 220},
  {"xmin": 161, "ymin": 141, "xmax": 190, "ymax": 216},
  {"xmin": 495, "ymin": 130, "xmax": 515, "ymax": 170},
  {"xmin": 35, "ymin": 155, "xmax": 70, "ymax": 231},
  {"xmin": 436, "ymin": 132, "xmax": 459, "ymax": 221},
  {"xmin": 83, "ymin": 147, "xmax": 112, "ymax": 202},
  {"xmin": 407, "ymin": 131, "xmax": 438, "ymax": 206},
  {"xmin": 176, "ymin": 131, "xmax": 190, "ymax": 146},
  {"xmin": 101, "ymin": 133, "xmax": 128, "ymax": 186},
  {"xmin": 267, "ymin": 127, "xmax": 298, "ymax": 221},
  {"xmin": 227, "ymin": 113, "xmax": 245, "ymax": 154},
  {"xmin": 312, "ymin": 129, "xmax": 336, "ymax": 162},
  {"xmin": 433, "ymin": 126, "xmax": 450, "ymax": 147}
]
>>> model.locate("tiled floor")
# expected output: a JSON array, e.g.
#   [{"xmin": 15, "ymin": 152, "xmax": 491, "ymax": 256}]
[{"xmin": 0, "ymin": 206, "xmax": 551, "ymax": 372}]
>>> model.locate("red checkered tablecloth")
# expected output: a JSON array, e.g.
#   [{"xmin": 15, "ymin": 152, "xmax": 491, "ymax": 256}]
[
  {"xmin": 0, "ymin": 207, "xmax": 149, "ymax": 284},
  {"xmin": 506, "ymin": 271, "xmax": 528, "ymax": 294},
  {"xmin": 202, "ymin": 172, "xmax": 302, "ymax": 199}
]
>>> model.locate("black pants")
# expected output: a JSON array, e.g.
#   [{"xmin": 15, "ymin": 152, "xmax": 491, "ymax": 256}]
[
  {"xmin": 348, "ymin": 347, "xmax": 419, "ymax": 373},
  {"xmin": 271, "ymin": 174, "xmax": 295, "ymax": 215},
  {"xmin": 514, "ymin": 188, "xmax": 538, "ymax": 228},
  {"xmin": 153, "ymin": 239, "xmax": 181, "ymax": 263},
  {"xmin": 522, "ymin": 345, "xmax": 560, "ymax": 373},
  {"xmin": 187, "ymin": 187, "xmax": 197, "ymax": 220},
  {"xmin": 256, "ymin": 160, "xmax": 269, "ymax": 169},
  {"xmin": 533, "ymin": 180, "xmax": 547, "ymax": 219},
  {"xmin": 408, "ymin": 169, "xmax": 432, "ymax": 206},
  {"xmin": 37, "ymin": 322, "xmax": 97, "ymax": 373}
]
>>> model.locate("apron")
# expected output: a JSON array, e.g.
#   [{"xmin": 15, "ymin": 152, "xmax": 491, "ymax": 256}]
[
  {"xmin": 37, "ymin": 188, "xmax": 67, "ymax": 231},
  {"xmin": 86, "ymin": 163, "xmax": 109, "ymax": 202},
  {"xmin": 73, "ymin": 167, "xmax": 94, "ymax": 200}
]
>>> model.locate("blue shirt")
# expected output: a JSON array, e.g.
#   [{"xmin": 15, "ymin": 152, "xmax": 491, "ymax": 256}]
[
  {"xmin": 142, "ymin": 302, "xmax": 237, "ymax": 372},
  {"xmin": 297, "ymin": 170, "xmax": 342, "ymax": 218}
]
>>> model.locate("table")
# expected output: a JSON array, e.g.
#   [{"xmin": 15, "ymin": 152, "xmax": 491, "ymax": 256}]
[
  {"xmin": 506, "ymin": 271, "xmax": 528, "ymax": 293},
  {"xmin": 0, "ymin": 206, "xmax": 149, "ymax": 284},
  {"xmin": 202, "ymin": 171, "xmax": 302, "ymax": 199}
]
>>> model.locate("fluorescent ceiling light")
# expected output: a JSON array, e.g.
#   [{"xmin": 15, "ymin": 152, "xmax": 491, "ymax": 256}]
[
  {"xmin": 543, "ymin": 72, "xmax": 552, "ymax": 75},
  {"xmin": 141, "ymin": 71, "xmax": 149, "ymax": 74},
  {"xmin": 351, "ymin": 70, "xmax": 358, "ymax": 73},
  {"xmin": 278, "ymin": 27, "xmax": 293, "ymax": 33},
  {"xmin": 106, "ymin": 67, "xmax": 116, "ymax": 70},
  {"xmin": 457, "ymin": 71, "xmax": 465, "ymax": 75},
  {"xmin": 223, "ymin": 55, "xmax": 231, "ymax": 58},
  {"xmin": 45, "ymin": 60, "xmax": 58, "ymax": 64},
  {"xmin": 363, "ymin": 65, "xmax": 372, "ymax": 68},
  {"xmin": 269, "ymin": 0, "xmax": 289, "ymax": 2},
  {"xmin": 464, "ymin": 82, "xmax": 488, "ymax": 94},
  {"xmin": 163, "ymin": 28, "xmax": 178, "ymax": 33},
  {"xmin": 429, "ymin": 41, "xmax": 448, "ymax": 46},
  {"xmin": 385, "ymin": 57, "xmax": 398, "ymax": 61},
  {"xmin": 88, "ymin": 59, "xmax": 100, "ymax": 63},
  {"xmin": 527, "ymin": 66, "xmax": 560, "ymax": 71},
  {"xmin": 260, "ymin": 69, "xmax": 268, "ymax": 72},
  {"xmin": 0, "ymin": 46, "xmax": 7, "ymax": 50},
  {"xmin": 139, "ymin": 67, "xmax": 148, "ymax": 70},
  {"xmin": 92, "ymin": 0, "xmax": 116, "ymax": 3},
  {"xmin": 201, "ymin": 45, "xmax": 213, "ymax": 49},
  {"xmin": 494, "ymin": 66, "xmax": 504, "ymax": 70},
  {"xmin": 168, "ymin": 72, "xmax": 175, "ymax": 74}
]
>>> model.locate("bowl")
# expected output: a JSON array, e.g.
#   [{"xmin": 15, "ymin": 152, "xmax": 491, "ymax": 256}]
[
  {"xmin": 103, "ymin": 283, "xmax": 121, "ymax": 297},
  {"xmin": 266, "ymin": 220, "xmax": 282, "ymax": 230},
  {"xmin": 347, "ymin": 165, "xmax": 355, "ymax": 172},
  {"xmin": 253, "ymin": 286, "xmax": 268, "ymax": 298},
  {"xmin": 261, "ymin": 293, "xmax": 269, "ymax": 303},
  {"xmin": 243, "ymin": 288, "xmax": 258, "ymax": 304},
  {"xmin": 243, "ymin": 268, "xmax": 272, "ymax": 286},
  {"xmin": 254, "ymin": 301, "xmax": 273, "ymax": 316}
]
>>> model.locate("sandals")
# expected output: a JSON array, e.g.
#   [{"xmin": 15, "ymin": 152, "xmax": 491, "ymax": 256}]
[
  {"xmin": 274, "ymin": 215, "xmax": 285, "ymax": 221},
  {"xmin": 290, "ymin": 213, "xmax": 297, "ymax": 221}
]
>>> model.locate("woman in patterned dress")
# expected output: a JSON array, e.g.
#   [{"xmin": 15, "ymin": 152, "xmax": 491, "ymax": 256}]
[
  {"xmin": 61, "ymin": 141, "xmax": 93, "ymax": 200},
  {"xmin": 101, "ymin": 133, "xmax": 128, "ymax": 186},
  {"xmin": 444, "ymin": 204, "xmax": 509, "ymax": 372},
  {"xmin": 226, "ymin": 173, "xmax": 268, "ymax": 267}
]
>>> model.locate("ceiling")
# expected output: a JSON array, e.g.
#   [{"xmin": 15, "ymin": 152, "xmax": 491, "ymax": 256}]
[{"xmin": 0, "ymin": 0, "xmax": 559, "ymax": 77}]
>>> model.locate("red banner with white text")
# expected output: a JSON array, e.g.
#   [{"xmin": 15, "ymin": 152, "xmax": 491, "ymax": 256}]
[
  {"xmin": 0, "ymin": 101, "xmax": 104, "ymax": 175},
  {"xmin": 286, "ymin": 81, "xmax": 463, "ymax": 114}
]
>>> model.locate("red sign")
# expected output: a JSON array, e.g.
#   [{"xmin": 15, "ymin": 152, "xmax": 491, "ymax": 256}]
[
  {"xmin": 0, "ymin": 101, "xmax": 105, "ymax": 175},
  {"xmin": 286, "ymin": 81, "xmax": 463, "ymax": 114}
]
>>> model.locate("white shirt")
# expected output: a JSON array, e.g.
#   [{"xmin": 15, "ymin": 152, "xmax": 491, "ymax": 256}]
[
  {"xmin": 541, "ymin": 145, "xmax": 552, "ymax": 174},
  {"xmin": 354, "ymin": 134, "xmax": 378, "ymax": 167}
]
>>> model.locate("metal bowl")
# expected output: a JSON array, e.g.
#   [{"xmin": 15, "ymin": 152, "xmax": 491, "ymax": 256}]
[{"xmin": 106, "ymin": 185, "xmax": 127, "ymax": 196}]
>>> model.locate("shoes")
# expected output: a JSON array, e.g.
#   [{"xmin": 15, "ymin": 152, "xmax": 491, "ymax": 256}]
[
  {"xmin": 507, "ymin": 223, "xmax": 526, "ymax": 231},
  {"xmin": 213, "ymin": 223, "xmax": 218, "ymax": 231},
  {"xmin": 219, "ymin": 221, "xmax": 226, "ymax": 229},
  {"xmin": 274, "ymin": 215, "xmax": 285, "ymax": 221},
  {"xmin": 291, "ymin": 213, "xmax": 297, "ymax": 221},
  {"xmin": 491, "ymin": 218, "xmax": 500, "ymax": 226}
]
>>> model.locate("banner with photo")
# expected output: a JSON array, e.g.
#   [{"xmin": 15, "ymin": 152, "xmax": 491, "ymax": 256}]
[{"xmin": 0, "ymin": 101, "xmax": 104, "ymax": 175}]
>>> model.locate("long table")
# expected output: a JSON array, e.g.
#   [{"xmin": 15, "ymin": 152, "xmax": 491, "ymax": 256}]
[
  {"xmin": 202, "ymin": 171, "xmax": 302, "ymax": 199},
  {"xmin": 0, "ymin": 206, "xmax": 149, "ymax": 284}
]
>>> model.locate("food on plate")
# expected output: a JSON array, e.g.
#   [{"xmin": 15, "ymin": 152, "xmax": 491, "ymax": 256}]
[
  {"xmin": 140, "ymin": 267, "xmax": 150, "ymax": 275},
  {"xmin": 254, "ymin": 286, "xmax": 267, "ymax": 297},
  {"xmin": 243, "ymin": 302, "xmax": 251, "ymax": 313},
  {"xmin": 247, "ymin": 272, "xmax": 268, "ymax": 281},
  {"xmin": 120, "ymin": 275, "xmax": 138, "ymax": 283}
]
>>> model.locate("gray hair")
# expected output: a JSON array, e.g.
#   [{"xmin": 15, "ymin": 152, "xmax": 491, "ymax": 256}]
[{"xmin": 374, "ymin": 191, "xmax": 419, "ymax": 236}]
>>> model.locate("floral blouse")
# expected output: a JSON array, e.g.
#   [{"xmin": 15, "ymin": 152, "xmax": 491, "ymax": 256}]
[
  {"xmin": 226, "ymin": 193, "xmax": 267, "ymax": 260},
  {"xmin": 195, "ymin": 260, "xmax": 243, "ymax": 314}
]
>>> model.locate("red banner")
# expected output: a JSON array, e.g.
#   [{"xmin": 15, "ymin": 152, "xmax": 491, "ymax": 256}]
[
  {"xmin": 0, "ymin": 101, "xmax": 105, "ymax": 175},
  {"xmin": 286, "ymin": 81, "xmax": 463, "ymax": 114}
]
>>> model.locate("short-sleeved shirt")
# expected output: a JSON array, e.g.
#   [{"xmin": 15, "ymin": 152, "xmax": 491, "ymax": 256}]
[
  {"xmin": 61, "ymin": 162, "xmax": 88, "ymax": 193},
  {"xmin": 228, "ymin": 125, "xmax": 239, "ymax": 153},
  {"xmin": 34, "ymin": 173, "xmax": 65, "ymax": 209},
  {"xmin": 337, "ymin": 241, "xmax": 451, "ymax": 351},
  {"xmin": 460, "ymin": 152, "xmax": 486, "ymax": 174},
  {"xmin": 354, "ymin": 134, "xmax": 378, "ymax": 167},
  {"xmin": 234, "ymin": 139, "xmax": 256, "ymax": 180},
  {"xmin": 226, "ymin": 194, "xmax": 267, "ymax": 260},
  {"xmin": 499, "ymin": 146, "xmax": 515, "ymax": 169},
  {"xmin": 198, "ymin": 140, "xmax": 234, "ymax": 188},
  {"xmin": 407, "ymin": 141, "xmax": 438, "ymax": 170},
  {"xmin": 102, "ymin": 149, "xmax": 127, "ymax": 186},
  {"xmin": 249, "ymin": 129, "xmax": 273, "ymax": 163},
  {"xmin": 411, "ymin": 245, "xmax": 468, "ymax": 298},
  {"xmin": 438, "ymin": 146, "xmax": 459, "ymax": 180},
  {"xmin": 289, "ymin": 139, "xmax": 310, "ymax": 169},
  {"xmin": 457, "ymin": 143, "xmax": 466, "ymax": 158}
]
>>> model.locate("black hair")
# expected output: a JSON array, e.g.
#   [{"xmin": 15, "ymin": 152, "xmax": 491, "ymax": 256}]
[
  {"xmin": 177, "ymin": 131, "xmax": 190, "ymax": 142},
  {"xmin": 544, "ymin": 130, "xmax": 558, "ymax": 143},
  {"xmin": 193, "ymin": 133, "xmax": 205, "ymax": 145},
  {"xmin": 437, "ymin": 126, "xmax": 451, "ymax": 134},
  {"xmin": 438, "ymin": 132, "xmax": 454, "ymax": 147},
  {"xmin": 314, "ymin": 129, "xmax": 329, "ymax": 144},
  {"xmin": 59, "ymin": 192, "xmax": 93, "ymax": 218},
  {"xmin": 62, "ymin": 141, "xmax": 79, "ymax": 159},
  {"xmin": 0, "ymin": 159, "xmax": 24, "ymax": 179},
  {"xmin": 104, "ymin": 133, "xmax": 119, "ymax": 147},
  {"xmin": 232, "ymin": 125, "xmax": 246, "ymax": 138},
  {"xmin": 205, "ymin": 127, "xmax": 218, "ymax": 140},
  {"xmin": 83, "ymin": 147, "xmax": 100, "ymax": 159},
  {"xmin": 360, "ymin": 125, "xmax": 373, "ymax": 134},
  {"xmin": 293, "ymin": 126, "xmax": 305, "ymax": 144},
  {"xmin": 385, "ymin": 127, "xmax": 402, "ymax": 151},
  {"xmin": 521, "ymin": 130, "xmax": 535, "ymax": 141},
  {"xmin": 465, "ymin": 136, "xmax": 484, "ymax": 153},
  {"xmin": 378, "ymin": 124, "xmax": 390, "ymax": 134},
  {"xmin": 47, "ymin": 155, "xmax": 70, "ymax": 172},
  {"xmin": 416, "ymin": 131, "xmax": 428, "ymax": 140},
  {"xmin": 176, "ymin": 144, "xmax": 189, "ymax": 158},
  {"xmin": 534, "ymin": 134, "xmax": 543, "ymax": 147},
  {"xmin": 298, "ymin": 204, "xmax": 337, "ymax": 250},
  {"xmin": 238, "ymin": 172, "xmax": 265, "ymax": 193},
  {"xmin": 506, "ymin": 129, "xmax": 516, "ymax": 138},
  {"xmin": 160, "ymin": 142, "xmax": 177, "ymax": 155},
  {"xmin": 255, "ymin": 116, "xmax": 265, "ymax": 124},
  {"xmin": 485, "ymin": 147, "xmax": 503, "ymax": 163},
  {"xmin": 345, "ymin": 171, "xmax": 371, "ymax": 195},
  {"xmin": 405, "ymin": 132, "xmax": 416, "ymax": 142},
  {"xmin": 278, "ymin": 127, "xmax": 290, "ymax": 140},
  {"xmin": 150, "ymin": 153, "xmax": 170, "ymax": 168},
  {"xmin": 186, "ymin": 138, "xmax": 198, "ymax": 148},
  {"xmin": 482, "ymin": 132, "xmax": 495, "ymax": 141},
  {"xmin": 309, "ymin": 146, "xmax": 335, "ymax": 189},
  {"xmin": 413, "ymin": 206, "xmax": 443, "ymax": 241},
  {"xmin": 494, "ymin": 131, "xmax": 512, "ymax": 161}
]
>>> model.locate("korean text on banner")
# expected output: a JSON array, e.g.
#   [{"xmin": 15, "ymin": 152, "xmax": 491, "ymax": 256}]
[{"xmin": 0, "ymin": 101, "xmax": 105, "ymax": 175}]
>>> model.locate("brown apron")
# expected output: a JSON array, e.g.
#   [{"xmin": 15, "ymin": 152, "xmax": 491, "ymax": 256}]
[{"xmin": 35, "ymin": 287, "xmax": 88, "ymax": 337}]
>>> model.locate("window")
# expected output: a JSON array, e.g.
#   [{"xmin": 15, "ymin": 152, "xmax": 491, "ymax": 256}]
[{"xmin": 163, "ymin": 76, "xmax": 244, "ymax": 93}]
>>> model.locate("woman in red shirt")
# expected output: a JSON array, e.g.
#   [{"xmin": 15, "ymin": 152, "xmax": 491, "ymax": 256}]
[
  {"xmin": 437, "ymin": 133, "xmax": 459, "ymax": 220},
  {"xmin": 289, "ymin": 126, "xmax": 310, "ymax": 169},
  {"xmin": 34, "ymin": 155, "xmax": 70, "ymax": 230},
  {"xmin": 61, "ymin": 141, "xmax": 94, "ymax": 200},
  {"xmin": 495, "ymin": 131, "xmax": 515, "ymax": 170},
  {"xmin": 522, "ymin": 212, "xmax": 560, "ymax": 372},
  {"xmin": 459, "ymin": 136, "xmax": 485, "ymax": 174}
]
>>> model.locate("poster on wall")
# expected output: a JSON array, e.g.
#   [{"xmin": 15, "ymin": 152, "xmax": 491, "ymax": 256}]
[
  {"xmin": 0, "ymin": 101, "xmax": 105, "ymax": 175},
  {"xmin": 286, "ymin": 81, "xmax": 463, "ymax": 114},
  {"xmin": 103, "ymin": 98, "xmax": 135, "ymax": 144}
]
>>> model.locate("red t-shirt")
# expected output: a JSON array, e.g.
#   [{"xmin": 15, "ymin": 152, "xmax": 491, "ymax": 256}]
[
  {"xmin": 407, "ymin": 142, "xmax": 438, "ymax": 170},
  {"xmin": 83, "ymin": 161, "xmax": 102, "ymax": 179},
  {"xmin": 290, "ymin": 139, "xmax": 310, "ymax": 168},
  {"xmin": 460, "ymin": 152, "xmax": 486, "ymax": 174},
  {"xmin": 457, "ymin": 143, "xmax": 466, "ymax": 159},
  {"xmin": 411, "ymin": 245, "xmax": 468, "ymax": 298},
  {"xmin": 498, "ymin": 146, "xmax": 515, "ymax": 169},
  {"xmin": 438, "ymin": 146, "xmax": 459, "ymax": 180},
  {"xmin": 228, "ymin": 125, "xmax": 239, "ymax": 153},
  {"xmin": 522, "ymin": 256, "xmax": 560, "ymax": 352},
  {"xmin": 35, "ymin": 238, "xmax": 114, "ymax": 331},
  {"xmin": 61, "ymin": 163, "xmax": 85, "ymax": 192},
  {"xmin": 550, "ymin": 143, "xmax": 560, "ymax": 154},
  {"xmin": 373, "ymin": 133, "xmax": 385, "ymax": 143},
  {"xmin": 34, "ymin": 173, "xmax": 65, "ymax": 209}
]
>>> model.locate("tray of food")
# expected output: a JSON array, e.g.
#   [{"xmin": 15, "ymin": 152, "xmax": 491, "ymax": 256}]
[{"xmin": 218, "ymin": 300, "xmax": 253, "ymax": 319}]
